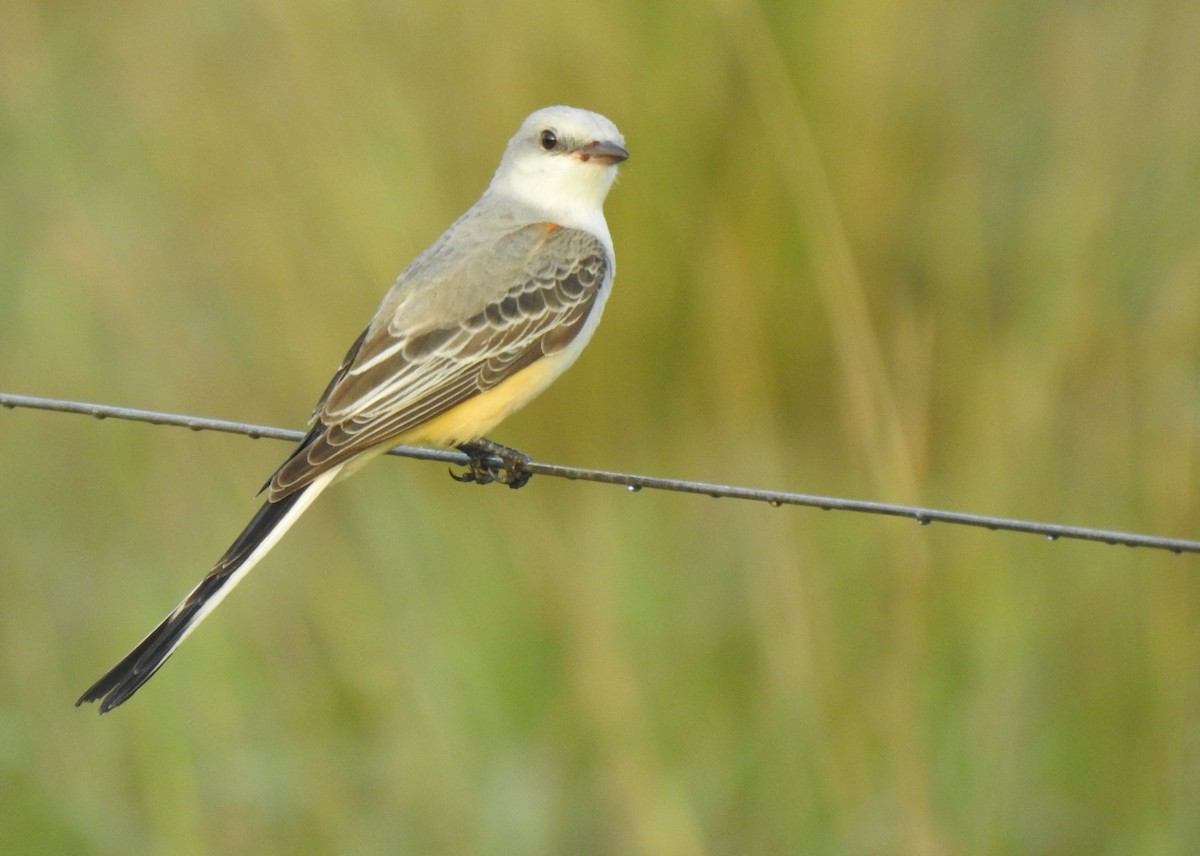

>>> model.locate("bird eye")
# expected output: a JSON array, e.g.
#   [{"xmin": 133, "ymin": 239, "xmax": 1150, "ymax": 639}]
[{"xmin": 539, "ymin": 129, "xmax": 558, "ymax": 151}]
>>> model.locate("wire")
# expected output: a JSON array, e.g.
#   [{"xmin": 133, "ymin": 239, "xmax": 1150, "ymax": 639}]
[{"xmin": 3, "ymin": 390, "xmax": 1198, "ymax": 555}]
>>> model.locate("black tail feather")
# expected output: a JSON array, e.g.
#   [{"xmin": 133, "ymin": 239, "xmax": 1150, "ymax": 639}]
[{"xmin": 77, "ymin": 488, "xmax": 307, "ymax": 713}]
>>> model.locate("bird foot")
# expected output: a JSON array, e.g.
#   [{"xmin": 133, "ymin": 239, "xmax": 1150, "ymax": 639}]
[{"xmin": 452, "ymin": 440, "xmax": 533, "ymax": 489}]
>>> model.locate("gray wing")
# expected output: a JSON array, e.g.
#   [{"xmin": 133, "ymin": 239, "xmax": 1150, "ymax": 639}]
[{"xmin": 267, "ymin": 224, "xmax": 608, "ymax": 498}]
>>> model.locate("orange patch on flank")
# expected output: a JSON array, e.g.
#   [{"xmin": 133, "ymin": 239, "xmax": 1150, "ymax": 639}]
[{"xmin": 543, "ymin": 222, "xmax": 561, "ymax": 231}]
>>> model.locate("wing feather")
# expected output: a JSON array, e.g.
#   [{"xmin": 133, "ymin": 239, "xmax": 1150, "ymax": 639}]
[{"xmin": 267, "ymin": 224, "xmax": 608, "ymax": 498}]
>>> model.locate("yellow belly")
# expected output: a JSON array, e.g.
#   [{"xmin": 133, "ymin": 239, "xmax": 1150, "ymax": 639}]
[
  {"xmin": 394, "ymin": 349, "xmax": 574, "ymax": 448},
  {"xmin": 318, "ymin": 349, "xmax": 580, "ymax": 493}
]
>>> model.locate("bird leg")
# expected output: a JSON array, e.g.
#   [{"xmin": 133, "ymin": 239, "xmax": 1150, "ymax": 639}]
[{"xmin": 452, "ymin": 439, "xmax": 533, "ymax": 489}]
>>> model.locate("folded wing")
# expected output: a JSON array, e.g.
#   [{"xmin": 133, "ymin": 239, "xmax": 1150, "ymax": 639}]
[{"xmin": 267, "ymin": 225, "xmax": 608, "ymax": 499}]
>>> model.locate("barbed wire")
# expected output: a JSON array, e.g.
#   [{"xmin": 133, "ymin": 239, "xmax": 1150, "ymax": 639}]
[{"xmin": 3, "ymin": 390, "xmax": 1198, "ymax": 555}]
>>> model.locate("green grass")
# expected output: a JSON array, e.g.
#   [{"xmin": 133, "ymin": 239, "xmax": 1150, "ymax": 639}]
[{"xmin": 3, "ymin": 0, "xmax": 1200, "ymax": 852}]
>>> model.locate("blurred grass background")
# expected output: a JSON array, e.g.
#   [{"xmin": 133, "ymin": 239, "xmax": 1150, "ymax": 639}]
[{"xmin": 2, "ymin": 0, "xmax": 1199, "ymax": 852}]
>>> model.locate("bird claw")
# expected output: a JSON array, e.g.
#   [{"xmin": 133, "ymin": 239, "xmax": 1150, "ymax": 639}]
[
  {"xmin": 448, "ymin": 466, "xmax": 491, "ymax": 485},
  {"xmin": 452, "ymin": 441, "xmax": 532, "ymax": 489}
]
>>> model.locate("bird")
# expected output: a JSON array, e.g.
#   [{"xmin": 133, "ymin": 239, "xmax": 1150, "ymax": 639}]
[{"xmin": 77, "ymin": 105, "xmax": 628, "ymax": 713}]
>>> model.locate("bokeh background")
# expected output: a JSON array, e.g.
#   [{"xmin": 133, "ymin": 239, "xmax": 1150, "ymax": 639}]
[{"xmin": 3, "ymin": 0, "xmax": 1200, "ymax": 852}]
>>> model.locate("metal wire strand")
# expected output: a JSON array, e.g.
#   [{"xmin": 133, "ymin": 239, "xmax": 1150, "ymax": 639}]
[{"xmin": 3, "ymin": 390, "xmax": 1198, "ymax": 555}]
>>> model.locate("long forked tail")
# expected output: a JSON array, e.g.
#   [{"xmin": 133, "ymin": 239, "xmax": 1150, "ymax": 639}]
[{"xmin": 77, "ymin": 467, "xmax": 340, "ymax": 713}]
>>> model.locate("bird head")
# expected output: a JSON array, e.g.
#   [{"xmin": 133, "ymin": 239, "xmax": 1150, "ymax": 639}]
[{"xmin": 489, "ymin": 106, "xmax": 628, "ymax": 221}]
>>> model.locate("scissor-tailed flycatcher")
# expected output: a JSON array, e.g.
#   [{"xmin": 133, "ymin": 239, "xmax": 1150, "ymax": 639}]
[{"xmin": 78, "ymin": 106, "xmax": 628, "ymax": 712}]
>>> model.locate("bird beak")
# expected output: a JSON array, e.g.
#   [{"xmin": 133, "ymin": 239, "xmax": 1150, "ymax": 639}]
[{"xmin": 575, "ymin": 140, "xmax": 629, "ymax": 165}]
